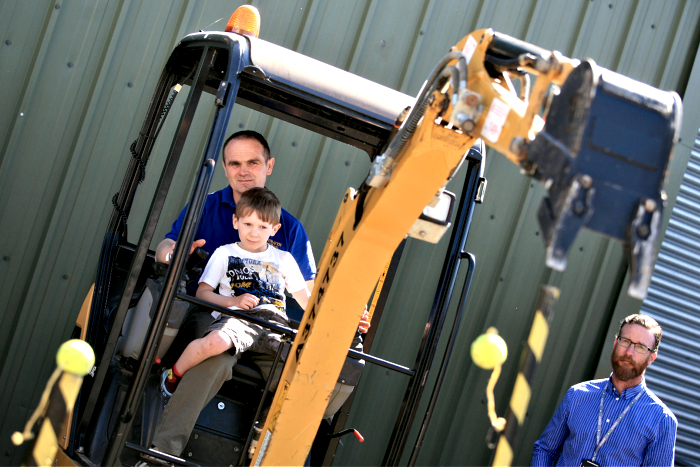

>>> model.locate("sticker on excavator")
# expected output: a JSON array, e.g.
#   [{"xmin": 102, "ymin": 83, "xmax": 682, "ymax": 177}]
[
  {"xmin": 462, "ymin": 35, "xmax": 478, "ymax": 64},
  {"xmin": 481, "ymin": 97, "xmax": 510, "ymax": 143}
]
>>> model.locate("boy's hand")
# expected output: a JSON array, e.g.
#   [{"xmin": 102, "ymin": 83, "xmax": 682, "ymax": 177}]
[
  {"xmin": 233, "ymin": 293, "xmax": 260, "ymax": 310},
  {"xmin": 358, "ymin": 307, "xmax": 370, "ymax": 334}
]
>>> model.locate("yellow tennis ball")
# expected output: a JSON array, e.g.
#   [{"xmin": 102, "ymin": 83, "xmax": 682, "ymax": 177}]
[
  {"xmin": 471, "ymin": 331, "xmax": 508, "ymax": 370},
  {"xmin": 56, "ymin": 339, "xmax": 95, "ymax": 376},
  {"xmin": 11, "ymin": 432, "xmax": 23, "ymax": 446}
]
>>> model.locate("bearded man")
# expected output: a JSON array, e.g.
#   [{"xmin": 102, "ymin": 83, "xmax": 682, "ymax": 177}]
[{"xmin": 532, "ymin": 314, "xmax": 677, "ymax": 467}]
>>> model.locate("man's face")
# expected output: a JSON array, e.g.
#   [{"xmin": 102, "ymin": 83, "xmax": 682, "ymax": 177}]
[
  {"xmin": 222, "ymin": 138, "xmax": 275, "ymax": 201},
  {"xmin": 610, "ymin": 323, "xmax": 657, "ymax": 381},
  {"xmin": 233, "ymin": 212, "xmax": 281, "ymax": 253}
]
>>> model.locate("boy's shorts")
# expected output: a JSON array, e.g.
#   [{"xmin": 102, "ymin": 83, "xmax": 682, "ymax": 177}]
[{"xmin": 205, "ymin": 308, "xmax": 289, "ymax": 356}]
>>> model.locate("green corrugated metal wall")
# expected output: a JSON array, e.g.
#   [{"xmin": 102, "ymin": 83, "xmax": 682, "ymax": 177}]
[{"xmin": 1, "ymin": 1, "xmax": 699, "ymax": 465}]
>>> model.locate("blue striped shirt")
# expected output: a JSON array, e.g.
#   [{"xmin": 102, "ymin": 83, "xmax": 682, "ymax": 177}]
[{"xmin": 532, "ymin": 376, "xmax": 677, "ymax": 466}]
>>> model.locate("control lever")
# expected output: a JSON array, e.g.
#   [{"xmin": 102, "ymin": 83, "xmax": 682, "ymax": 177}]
[{"xmin": 329, "ymin": 428, "xmax": 364, "ymax": 443}]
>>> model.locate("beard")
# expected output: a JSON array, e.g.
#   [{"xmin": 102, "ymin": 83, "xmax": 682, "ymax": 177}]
[{"xmin": 611, "ymin": 350, "xmax": 649, "ymax": 381}]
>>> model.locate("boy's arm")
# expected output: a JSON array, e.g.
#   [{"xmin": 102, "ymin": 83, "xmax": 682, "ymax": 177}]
[
  {"xmin": 291, "ymin": 287, "xmax": 311, "ymax": 311},
  {"xmin": 196, "ymin": 282, "xmax": 259, "ymax": 310}
]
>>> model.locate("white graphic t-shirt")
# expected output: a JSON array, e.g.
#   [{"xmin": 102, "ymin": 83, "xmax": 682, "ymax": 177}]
[{"xmin": 199, "ymin": 242, "xmax": 307, "ymax": 319}]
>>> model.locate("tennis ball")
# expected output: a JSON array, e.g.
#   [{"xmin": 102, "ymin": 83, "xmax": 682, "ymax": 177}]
[
  {"xmin": 56, "ymin": 339, "xmax": 95, "ymax": 376},
  {"xmin": 11, "ymin": 432, "xmax": 23, "ymax": 446},
  {"xmin": 471, "ymin": 328, "xmax": 508, "ymax": 370}
]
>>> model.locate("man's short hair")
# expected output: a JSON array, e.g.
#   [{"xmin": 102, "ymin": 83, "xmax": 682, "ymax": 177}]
[
  {"xmin": 616, "ymin": 314, "xmax": 662, "ymax": 352},
  {"xmin": 236, "ymin": 187, "xmax": 281, "ymax": 225},
  {"xmin": 222, "ymin": 130, "xmax": 271, "ymax": 162}
]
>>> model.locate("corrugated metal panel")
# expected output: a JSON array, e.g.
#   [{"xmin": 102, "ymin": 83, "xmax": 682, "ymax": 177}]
[
  {"xmin": 337, "ymin": 1, "xmax": 700, "ymax": 465},
  {"xmin": 0, "ymin": 0, "xmax": 699, "ymax": 465},
  {"xmin": 638, "ymin": 130, "xmax": 700, "ymax": 466}
]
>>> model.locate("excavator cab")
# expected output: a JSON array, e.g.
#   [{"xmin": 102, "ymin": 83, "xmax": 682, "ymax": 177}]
[{"xmin": 62, "ymin": 6, "xmax": 416, "ymax": 467}]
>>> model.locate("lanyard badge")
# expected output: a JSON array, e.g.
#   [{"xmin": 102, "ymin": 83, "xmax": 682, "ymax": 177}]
[{"xmin": 589, "ymin": 381, "xmax": 645, "ymax": 463}]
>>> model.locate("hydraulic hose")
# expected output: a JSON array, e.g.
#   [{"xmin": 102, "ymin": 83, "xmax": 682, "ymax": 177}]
[{"xmin": 384, "ymin": 50, "xmax": 467, "ymax": 161}]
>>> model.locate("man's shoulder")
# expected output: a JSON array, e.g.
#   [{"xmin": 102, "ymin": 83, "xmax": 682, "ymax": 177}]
[
  {"xmin": 280, "ymin": 207, "xmax": 302, "ymax": 226},
  {"xmin": 197, "ymin": 188, "xmax": 231, "ymax": 215},
  {"xmin": 643, "ymin": 385, "xmax": 678, "ymax": 423},
  {"xmin": 278, "ymin": 208, "xmax": 308, "ymax": 243},
  {"xmin": 570, "ymin": 377, "xmax": 608, "ymax": 392},
  {"xmin": 205, "ymin": 187, "xmax": 230, "ymax": 204}
]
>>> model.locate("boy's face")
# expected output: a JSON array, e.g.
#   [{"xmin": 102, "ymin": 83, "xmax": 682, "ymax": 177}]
[{"xmin": 233, "ymin": 211, "xmax": 281, "ymax": 253}]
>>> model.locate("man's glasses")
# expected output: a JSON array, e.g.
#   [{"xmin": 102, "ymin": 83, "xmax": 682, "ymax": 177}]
[{"xmin": 617, "ymin": 336, "xmax": 654, "ymax": 354}]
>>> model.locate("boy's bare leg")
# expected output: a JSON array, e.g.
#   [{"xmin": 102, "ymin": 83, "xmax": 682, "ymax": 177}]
[
  {"xmin": 176, "ymin": 330, "xmax": 234, "ymax": 373},
  {"xmin": 162, "ymin": 331, "xmax": 234, "ymax": 395}
]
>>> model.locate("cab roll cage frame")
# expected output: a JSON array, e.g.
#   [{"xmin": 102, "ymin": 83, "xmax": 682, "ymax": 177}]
[{"xmin": 69, "ymin": 32, "xmax": 486, "ymax": 467}]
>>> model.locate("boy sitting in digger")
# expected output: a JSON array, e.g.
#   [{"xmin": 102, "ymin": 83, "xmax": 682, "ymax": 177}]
[{"xmin": 161, "ymin": 187, "xmax": 310, "ymax": 396}]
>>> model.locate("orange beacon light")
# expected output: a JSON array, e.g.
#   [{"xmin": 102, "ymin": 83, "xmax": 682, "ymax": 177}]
[{"xmin": 225, "ymin": 5, "xmax": 261, "ymax": 38}]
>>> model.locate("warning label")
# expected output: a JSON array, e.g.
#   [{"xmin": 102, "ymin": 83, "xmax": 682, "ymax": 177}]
[
  {"xmin": 481, "ymin": 98, "xmax": 510, "ymax": 143},
  {"xmin": 462, "ymin": 35, "xmax": 478, "ymax": 64}
]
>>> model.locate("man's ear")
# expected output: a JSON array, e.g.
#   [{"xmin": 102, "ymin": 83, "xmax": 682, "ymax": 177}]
[
  {"xmin": 272, "ymin": 223, "xmax": 281, "ymax": 235},
  {"xmin": 266, "ymin": 157, "xmax": 275, "ymax": 175},
  {"xmin": 648, "ymin": 351, "xmax": 658, "ymax": 365},
  {"xmin": 232, "ymin": 214, "xmax": 239, "ymax": 230}
]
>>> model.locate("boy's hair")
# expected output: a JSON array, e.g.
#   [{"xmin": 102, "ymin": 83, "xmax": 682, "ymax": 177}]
[
  {"xmin": 616, "ymin": 313, "xmax": 663, "ymax": 352},
  {"xmin": 223, "ymin": 130, "xmax": 271, "ymax": 162},
  {"xmin": 236, "ymin": 187, "xmax": 281, "ymax": 225}
]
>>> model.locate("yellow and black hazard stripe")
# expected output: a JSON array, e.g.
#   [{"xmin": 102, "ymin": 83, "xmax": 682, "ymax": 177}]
[
  {"xmin": 13, "ymin": 369, "xmax": 84, "ymax": 467},
  {"xmin": 29, "ymin": 371, "xmax": 84, "ymax": 467},
  {"xmin": 492, "ymin": 285, "xmax": 559, "ymax": 467},
  {"xmin": 13, "ymin": 340, "xmax": 93, "ymax": 467}
]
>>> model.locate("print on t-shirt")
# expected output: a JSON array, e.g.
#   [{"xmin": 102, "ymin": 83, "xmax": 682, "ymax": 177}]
[{"xmin": 226, "ymin": 256, "xmax": 284, "ymax": 312}]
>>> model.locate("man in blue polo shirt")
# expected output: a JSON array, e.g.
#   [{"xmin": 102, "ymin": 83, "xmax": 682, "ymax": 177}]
[
  {"xmin": 155, "ymin": 130, "xmax": 316, "ymax": 290},
  {"xmin": 148, "ymin": 130, "xmax": 369, "ymax": 460},
  {"xmin": 532, "ymin": 314, "xmax": 677, "ymax": 467}
]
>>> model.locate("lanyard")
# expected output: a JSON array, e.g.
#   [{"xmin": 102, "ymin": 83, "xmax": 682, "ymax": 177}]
[{"xmin": 592, "ymin": 381, "xmax": 645, "ymax": 462}]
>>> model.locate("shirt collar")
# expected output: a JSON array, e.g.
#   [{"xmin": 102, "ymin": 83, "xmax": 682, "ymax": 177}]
[
  {"xmin": 223, "ymin": 185, "xmax": 236, "ymax": 207},
  {"xmin": 607, "ymin": 374, "xmax": 646, "ymax": 399}
]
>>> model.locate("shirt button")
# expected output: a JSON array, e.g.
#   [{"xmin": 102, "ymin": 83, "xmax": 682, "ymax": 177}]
[
  {"xmin": 606, "ymin": 419, "xmax": 610, "ymax": 422},
  {"xmin": 616, "ymin": 398, "xmax": 619, "ymax": 400}
]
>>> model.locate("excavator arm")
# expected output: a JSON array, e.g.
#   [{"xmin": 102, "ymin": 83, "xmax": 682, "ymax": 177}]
[{"xmin": 253, "ymin": 28, "xmax": 681, "ymax": 465}]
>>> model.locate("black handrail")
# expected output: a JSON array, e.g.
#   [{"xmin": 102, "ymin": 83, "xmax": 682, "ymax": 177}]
[
  {"xmin": 383, "ymin": 140, "xmax": 485, "ymax": 466},
  {"xmin": 408, "ymin": 252, "xmax": 476, "ymax": 465}
]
